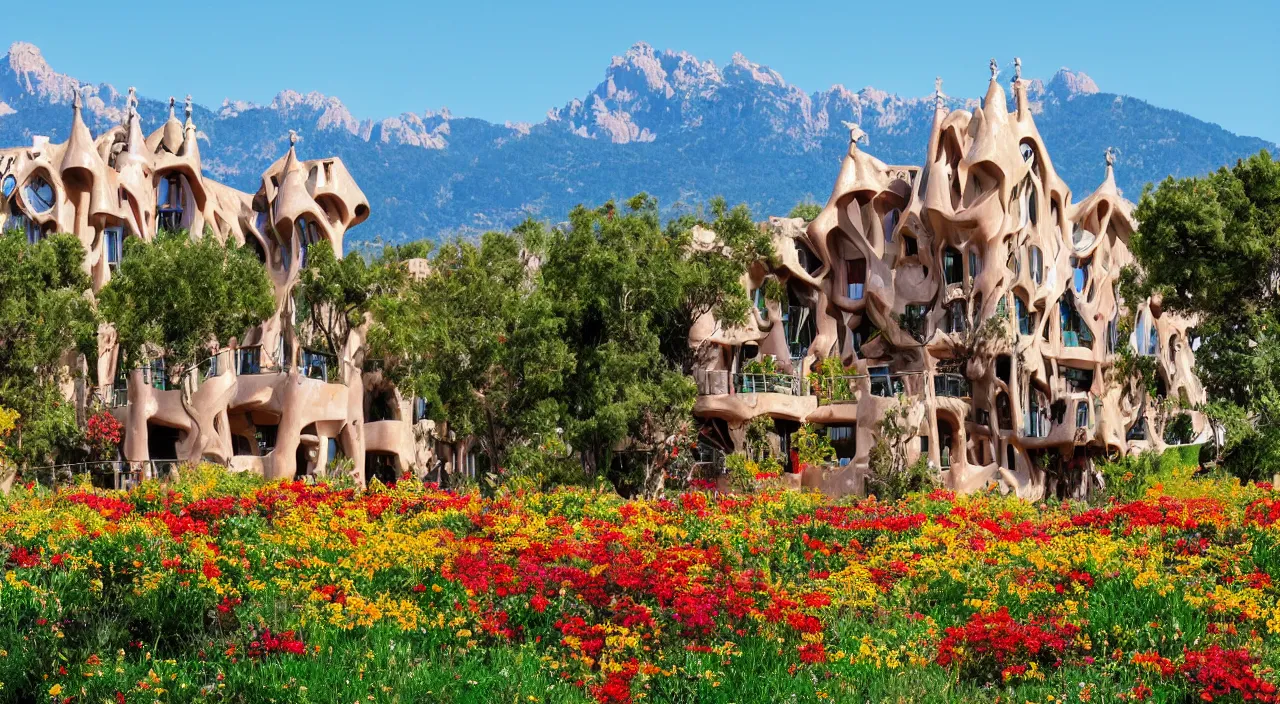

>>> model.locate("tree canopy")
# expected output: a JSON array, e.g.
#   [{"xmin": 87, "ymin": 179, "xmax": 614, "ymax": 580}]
[
  {"xmin": 371, "ymin": 194, "xmax": 770, "ymax": 495},
  {"xmin": 0, "ymin": 231, "xmax": 98, "ymax": 465},
  {"xmin": 1130, "ymin": 149, "xmax": 1280, "ymax": 477},
  {"xmin": 99, "ymin": 230, "xmax": 275, "ymax": 369}
]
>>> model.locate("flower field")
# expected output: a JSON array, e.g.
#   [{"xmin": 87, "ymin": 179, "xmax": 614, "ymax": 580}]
[{"xmin": 2, "ymin": 466, "xmax": 1280, "ymax": 703}]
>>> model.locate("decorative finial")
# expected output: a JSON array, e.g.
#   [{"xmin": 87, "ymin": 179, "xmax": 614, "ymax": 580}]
[
  {"xmin": 1105, "ymin": 146, "xmax": 1115, "ymax": 168},
  {"xmin": 1014, "ymin": 57, "xmax": 1022, "ymax": 82},
  {"xmin": 934, "ymin": 76, "xmax": 944, "ymax": 109},
  {"xmin": 989, "ymin": 58, "xmax": 999, "ymax": 81},
  {"xmin": 127, "ymin": 86, "xmax": 136, "ymax": 111},
  {"xmin": 72, "ymin": 83, "xmax": 81, "ymax": 111},
  {"xmin": 184, "ymin": 94, "xmax": 192, "ymax": 121},
  {"xmin": 288, "ymin": 129, "xmax": 298, "ymax": 147},
  {"xmin": 168, "ymin": 96, "xmax": 175, "ymax": 118},
  {"xmin": 841, "ymin": 121, "xmax": 866, "ymax": 148}
]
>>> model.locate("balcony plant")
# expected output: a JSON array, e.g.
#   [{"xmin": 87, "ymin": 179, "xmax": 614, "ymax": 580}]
[{"xmin": 810, "ymin": 356, "xmax": 857, "ymax": 403}]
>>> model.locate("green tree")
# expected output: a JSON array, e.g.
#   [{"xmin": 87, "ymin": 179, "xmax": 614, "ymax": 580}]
[
  {"xmin": 99, "ymin": 230, "xmax": 275, "ymax": 370},
  {"xmin": 1129, "ymin": 150, "xmax": 1280, "ymax": 479},
  {"xmin": 541, "ymin": 194, "xmax": 772, "ymax": 495},
  {"xmin": 296, "ymin": 241, "xmax": 407, "ymax": 360},
  {"xmin": 0, "ymin": 232, "xmax": 98, "ymax": 466},
  {"xmin": 371, "ymin": 228, "xmax": 573, "ymax": 482},
  {"xmin": 788, "ymin": 200, "xmax": 822, "ymax": 222}
]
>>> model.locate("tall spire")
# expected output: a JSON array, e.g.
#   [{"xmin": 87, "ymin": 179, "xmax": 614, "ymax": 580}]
[
  {"xmin": 842, "ymin": 121, "xmax": 866, "ymax": 150},
  {"xmin": 168, "ymin": 96, "xmax": 175, "ymax": 119},
  {"xmin": 934, "ymin": 76, "xmax": 945, "ymax": 111},
  {"xmin": 1098, "ymin": 146, "xmax": 1119, "ymax": 193},
  {"xmin": 122, "ymin": 86, "xmax": 136, "ymax": 128},
  {"xmin": 184, "ymin": 94, "xmax": 193, "ymax": 125},
  {"xmin": 72, "ymin": 83, "xmax": 82, "ymax": 113},
  {"xmin": 1011, "ymin": 57, "xmax": 1029, "ymax": 118}
]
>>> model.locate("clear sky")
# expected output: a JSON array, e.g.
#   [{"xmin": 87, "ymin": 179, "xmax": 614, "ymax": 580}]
[{"xmin": 4, "ymin": 0, "xmax": 1277, "ymax": 142}]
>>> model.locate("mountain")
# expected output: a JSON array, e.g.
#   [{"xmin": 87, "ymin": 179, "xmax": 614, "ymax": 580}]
[{"xmin": 0, "ymin": 41, "xmax": 1272, "ymax": 245}]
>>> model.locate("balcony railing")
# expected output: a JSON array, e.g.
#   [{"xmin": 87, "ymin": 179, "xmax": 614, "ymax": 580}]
[
  {"xmin": 933, "ymin": 373, "xmax": 970, "ymax": 399},
  {"xmin": 735, "ymin": 373, "xmax": 802, "ymax": 395},
  {"xmin": 815, "ymin": 375, "xmax": 861, "ymax": 405},
  {"xmin": 870, "ymin": 372, "xmax": 914, "ymax": 398}
]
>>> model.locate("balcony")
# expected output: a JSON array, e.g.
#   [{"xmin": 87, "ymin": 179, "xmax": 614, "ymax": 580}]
[
  {"xmin": 301, "ymin": 349, "xmax": 339, "ymax": 382},
  {"xmin": 815, "ymin": 375, "xmax": 860, "ymax": 406},
  {"xmin": 869, "ymin": 368, "xmax": 913, "ymax": 398},
  {"xmin": 933, "ymin": 373, "xmax": 970, "ymax": 399},
  {"xmin": 735, "ymin": 373, "xmax": 802, "ymax": 395}
]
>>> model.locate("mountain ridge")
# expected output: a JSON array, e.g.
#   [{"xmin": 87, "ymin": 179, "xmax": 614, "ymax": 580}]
[{"xmin": 0, "ymin": 40, "xmax": 1272, "ymax": 244}]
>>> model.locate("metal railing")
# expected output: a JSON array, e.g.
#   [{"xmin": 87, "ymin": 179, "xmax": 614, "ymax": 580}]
[
  {"xmin": 734, "ymin": 373, "xmax": 803, "ymax": 395},
  {"xmin": 933, "ymin": 373, "xmax": 970, "ymax": 399},
  {"xmin": 870, "ymin": 372, "xmax": 913, "ymax": 398},
  {"xmin": 21, "ymin": 459, "xmax": 180, "ymax": 491}
]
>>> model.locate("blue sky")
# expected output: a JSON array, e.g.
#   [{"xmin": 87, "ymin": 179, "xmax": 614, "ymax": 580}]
[{"xmin": 4, "ymin": 0, "xmax": 1277, "ymax": 142}]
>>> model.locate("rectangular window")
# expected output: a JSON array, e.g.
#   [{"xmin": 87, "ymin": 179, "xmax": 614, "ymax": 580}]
[
  {"xmin": 869, "ymin": 366, "xmax": 892, "ymax": 397},
  {"xmin": 919, "ymin": 435, "xmax": 929, "ymax": 453},
  {"xmin": 1076, "ymin": 402, "xmax": 1089, "ymax": 429},
  {"xmin": 237, "ymin": 347, "xmax": 261, "ymax": 375},
  {"xmin": 846, "ymin": 259, "xmax": 866, "ymax": 300},
  {"xmin": 104, "ymin": 227, "xmax": 123, "ymax": 268}
]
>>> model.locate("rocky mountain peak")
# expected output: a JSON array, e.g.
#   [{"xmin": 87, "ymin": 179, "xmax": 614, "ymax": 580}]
[{"xmin": 1047, "ymin": 68, "xmax": 1100, "ymax": 99}]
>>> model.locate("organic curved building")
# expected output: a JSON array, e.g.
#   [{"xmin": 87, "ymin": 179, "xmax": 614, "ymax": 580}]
[
  {"xmin": 2, "ymin": 87, "xmax": 432, "ymax": 485},
  {"xmin": 691, "ymin": 60, "xmax": 1208, "ymax": 500}
]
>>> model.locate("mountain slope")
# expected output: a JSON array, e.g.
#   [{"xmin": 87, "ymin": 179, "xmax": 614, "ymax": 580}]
[{"xmin": 0, "ymin": 41, "xmax": 1271, "ymax": 245}]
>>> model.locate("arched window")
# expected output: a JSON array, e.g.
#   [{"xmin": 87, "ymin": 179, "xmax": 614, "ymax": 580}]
[
  {"xmin": 1, "ymin": 175, "xmax": 15, "ymax": 198},
  {"xmin": 22, "ymin": 175, "xmax": 55, "ymax": 214},
  {"xmin": 1070, "ymin": 256, "xmax": 1090, "ymax": 293},
  {"xmin": 1028, "ymin": 246, "xmax": 1043, "ymax": 285},
  {"xmin": 945, "ymin": 299, "xmax": 967, "ymax": 333},
  {"xmin": 1135, "ymin": 312, "xmax": 1155, "ymax": 356},
  {"xmin": 296, "ymin": 216, "xmax": 321, "ymax": 268},
  {"xmin": 883, "ymin": 209, "xmax": 899, "ymax": 243},
  {"xmin": 1168, "ymin": 334, "xmax": 1178, "ymax": 363},
  {"xmin": 1060, "ymin": 297, "xmax": 1093, "ymax": 348},
  {"xmin": 156, "ymin": 174, "xmax": 185, "ymax": 232},
  {"xmin": 1015, "ymin": 295, "xmax": 1032, "ymax": 336},
  {"xmin": 968, "ymin": 248, "xmax": 980, "ymax": 284},
  {"xmin": 1075, "ymin": 401, "xmax": 1089, "ymax": 429},
  {"xmin": 943, "ymin": 247, "xmax": 962, "ymax": 285},
  {"xmin": 996, "ymin": 392, "xmax": 1012, "ymax": 431}
]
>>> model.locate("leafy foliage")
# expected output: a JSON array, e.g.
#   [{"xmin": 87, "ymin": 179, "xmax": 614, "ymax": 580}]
[
  {"xmin": 296, "ymin": 241, "xmax": 407, "ymax": 357},
  {"xmin": 0, "ymin": 231, "xmax": 97, "ymax": 465},
  {"xmin": 792, "ymin": 424, "xmax": 835, "ymax": 469},
  {"xmin": 787, "ymin": 201, "xmax": 822, "ymax": 222},
  {"xmin": 1129, "ymin": 150, "xmax": 1280, "ymax": 479},
  {"xmin": 99, "ymin": 230, "xmax": 275, "ymax": 368}
]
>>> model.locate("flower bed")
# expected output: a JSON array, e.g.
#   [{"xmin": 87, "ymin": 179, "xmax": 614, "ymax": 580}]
[{"xmin": 0, "ymin": 465, "xmax": 1278, "ymax": 702}]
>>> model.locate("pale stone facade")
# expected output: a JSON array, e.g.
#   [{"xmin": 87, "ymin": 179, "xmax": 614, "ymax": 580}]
[
  {"xmin": 2, "ymin": 87, "xmax": 434, "ymax": 485},
  {"xmin": 691, "ymin": 61, "xmax": 1208, "ymax": 500}
]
